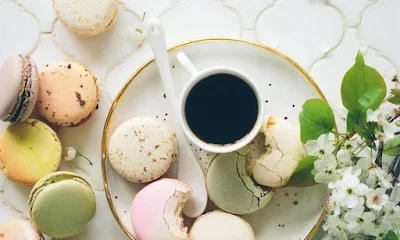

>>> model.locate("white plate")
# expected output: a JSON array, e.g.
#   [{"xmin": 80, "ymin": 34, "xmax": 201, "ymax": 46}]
[{"xmin": 101, "ymin": 38, "xmax": 329, "ymax": 240}]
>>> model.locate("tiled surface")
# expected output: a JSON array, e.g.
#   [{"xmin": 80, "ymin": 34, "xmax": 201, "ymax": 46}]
[{"xmin": 0, "ymin": 0, "xmax": 398, "ymax": 239}]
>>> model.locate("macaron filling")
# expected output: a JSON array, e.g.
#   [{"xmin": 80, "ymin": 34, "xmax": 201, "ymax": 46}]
[
  {"xmin": 5, "ymin": 56, "xmax": 34, "ymax": 122},
  {"xmin": 163, "ymin": 184, "xmax": 191, "ymax": 237}
]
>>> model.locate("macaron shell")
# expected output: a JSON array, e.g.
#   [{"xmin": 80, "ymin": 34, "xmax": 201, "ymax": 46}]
[
  {"xmin": 131, "ymin": 178, "xmax": 191, "ymax": 240},
  {"xmin": 53, "ymin": 0, "xmax": 119, "ymax": 36},
  {"xmin": 36, "ymin": 62, "xmax": 99, "ymax": 127},
  {"xmin": 108, "ymin": 117, "xmax": 177, "ymax": 183},
  {"xmin": 206, "ymin": 149, "xmax": 273, "ymax": 215},
  {"xmin": 30, "ymin": 177, "xmax": 96, "ymax": 238},
  {"xmin": 189, "ymin": 211, "xmax": 255, "ymax": 240},
  {"xmin": 0, "ymin": 220, "xmax": 43, "ymax": 240},
  {"xmin": 0, "ymin": 56, "xmax": 23, "ymax": 120},
  {"xmin": 0, "ymin": 119, "xmax": 62, "ymax": 186}
]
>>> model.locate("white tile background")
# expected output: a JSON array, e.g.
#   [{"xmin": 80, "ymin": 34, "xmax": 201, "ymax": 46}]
[{"xmin": 0, "ymin": 0, "xmax": 398, "ymax": 239}]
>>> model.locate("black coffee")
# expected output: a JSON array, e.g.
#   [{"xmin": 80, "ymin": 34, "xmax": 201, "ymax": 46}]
[{"xmin": 184, "ymin": 73, "xmax": 258, "ymax": 145}]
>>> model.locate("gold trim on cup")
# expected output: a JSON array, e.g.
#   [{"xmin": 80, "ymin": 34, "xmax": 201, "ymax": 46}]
[{"xmin": 101, "ymin": 37, "xmax": 329, "ymax": 240}]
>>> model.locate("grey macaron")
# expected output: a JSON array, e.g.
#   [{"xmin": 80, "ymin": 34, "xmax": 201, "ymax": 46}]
[{"xmin": 0, "ymin": 55, "xmax": 39, "ymax": 122}]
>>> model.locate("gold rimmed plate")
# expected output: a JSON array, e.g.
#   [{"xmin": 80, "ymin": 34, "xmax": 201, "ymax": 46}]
[{"xmin": 101, "ymin": 38, "xmax": 329, "ymax": 240}]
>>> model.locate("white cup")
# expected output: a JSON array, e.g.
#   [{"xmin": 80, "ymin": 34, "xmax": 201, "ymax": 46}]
[{"xmin": 177, "ymin": 52, "xmax": 264, "ymax": 153}]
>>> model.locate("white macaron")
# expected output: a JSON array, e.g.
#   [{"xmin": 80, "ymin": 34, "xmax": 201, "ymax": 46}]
[
  {"xmin": 53, "ymin": 0, "xmax": 119, "ymax": 36},
  {"xmin": 190, "ymin": 211, "xmax": 255, "ymax": 240},
  {"xmin": 108, "ymin": 117, "xmax": 178, "ymax": 183}
]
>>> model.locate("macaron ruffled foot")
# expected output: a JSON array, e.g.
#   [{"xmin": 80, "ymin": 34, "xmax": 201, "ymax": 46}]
[{"xmin": 131, "ymin": 178, "xmax": 191, "ymax": 240}]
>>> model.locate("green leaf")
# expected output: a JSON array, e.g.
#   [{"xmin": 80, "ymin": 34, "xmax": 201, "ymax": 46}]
[
  {"xmin": 347, "ymin": 111, "xmax": 366, "ymax": 132},
  {"xmin": 389, "ymin": 89, "xmax": 400, "ymax": 105},
  {"xmin": 385, "ymin": 231, "xmax": 398, "ymax": 240},
  {"xmin": 299, "ymin": 99, "xmax": 335, "ymax": 143},
  {"xmin": 286, "ymin": 156, "xmax": 318, "ymax": 187},
  {"xmin": 341, "ymin": 51, "xmax": 386, "ymax": 117},
  {"xmin": 389, "ymin": 96, "xmax": 400, "ymax": 105},
  {"xmin": 354, "ymin": 122, "xmax": 377, "ymax": 147},
  {"xmin": 384, "ymin": 136, "xmax": 400, "ymax": 156}
]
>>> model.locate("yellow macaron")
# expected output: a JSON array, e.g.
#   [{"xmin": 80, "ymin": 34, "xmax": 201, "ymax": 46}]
[{"xmin": 0, "ymin": 119, "xmax": 62, "ymax": 186}]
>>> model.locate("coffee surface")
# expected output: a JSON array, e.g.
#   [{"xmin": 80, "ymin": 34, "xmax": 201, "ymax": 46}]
[{"xmin": 185, "ymin": 73, "xmax": 258, "ymax": 145}]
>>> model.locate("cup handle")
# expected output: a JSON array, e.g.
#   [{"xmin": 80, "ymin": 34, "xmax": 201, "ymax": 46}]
[{"xmin": 177, "ymin": 52, "xmax": 198, "ymax": 77}]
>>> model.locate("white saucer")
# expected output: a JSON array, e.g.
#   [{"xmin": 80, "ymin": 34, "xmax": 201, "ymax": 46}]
[{"xmin": 101, "ymin": 38, "xmax": 329, "ymax": 240}]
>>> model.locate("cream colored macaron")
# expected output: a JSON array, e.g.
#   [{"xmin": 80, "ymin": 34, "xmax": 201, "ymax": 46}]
[
  {"xmin": 53, "ymin": 0, "xmax": 119, "ymax": 36},
  {"xmin": 108, "ymin": 117, "xmax": 178, "ymax": 183},
  {"xmin": 190, "ymin": 211, "xmax": 255, "ymax": 240},
  {"xmin": 36, "ymin": 62, "xmax": 99, "ymax": 127}
]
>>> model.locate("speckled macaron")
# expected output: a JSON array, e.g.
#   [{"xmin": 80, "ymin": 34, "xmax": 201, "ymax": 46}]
[
  {"xmin": 53, "ymin": 0, "xmax": 119, "ymax": 36},
  {"xmin": 36, "ymin": 62, "xmax": 99, "ymax": 127},
  {"xmin": 108, "ymin": 117, "xmax": 178, "ymax": 183}
]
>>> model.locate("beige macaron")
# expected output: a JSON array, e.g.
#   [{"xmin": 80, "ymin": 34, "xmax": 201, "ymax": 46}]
[
  {"xmin": 36, "ymin": 62, "xmax": 99, "ymax": 127},
  {"xmin": 108, "ymin": 117, "xmax": 178, "ymax": 183},
  {"xmin": 53, "ymin": 0, "xmax": 119, "ymax": 36}
]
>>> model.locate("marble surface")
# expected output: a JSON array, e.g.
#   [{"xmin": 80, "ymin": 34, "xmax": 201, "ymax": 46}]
[{"xmin": 0, "ymin": 0, "xmax": 398, "ymax": 239}]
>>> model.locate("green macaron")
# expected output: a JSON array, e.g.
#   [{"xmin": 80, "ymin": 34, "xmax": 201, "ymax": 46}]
[{"xmin": 28, "ymin": 171, "xmax": 96, "ymax": 238}]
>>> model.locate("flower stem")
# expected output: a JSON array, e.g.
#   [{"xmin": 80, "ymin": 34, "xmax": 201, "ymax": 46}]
[
  {"xmin": 333, "ymin": 132, "xmax": 355, "ymax": 155},
  {"xmin": 376, "ymin": 140, "xmax": 384, "ymax": 167},
  {"xmin": 388, "ymin": 148, "xmax": 400, "ymax": 196},
  {"xmin": 76, "ymin": 151, "xmax": 93, "ymax": 165}
]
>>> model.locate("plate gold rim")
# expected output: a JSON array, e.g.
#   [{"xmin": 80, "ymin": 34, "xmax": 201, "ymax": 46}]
[{"xmin": 101, "ymin": 37, "xmax": 328, "ymax": 240}]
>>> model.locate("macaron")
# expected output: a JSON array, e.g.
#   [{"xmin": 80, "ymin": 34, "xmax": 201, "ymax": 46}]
[
  {"xmin": 131, "ymin": 178, "xmax": 191, "ymax": 240},
  {"xmin": 0, "ymin": 119, "xmax": 61, "ymax": 186},
  {"xmin": 28, "ymin": 171, "xmax": 96, "ymax": 238},
  {"xmin": 108, "ymin": 117, "xmax": 178, "ymax": 183},
  {"xmin": 252, "ymin": 115, "xmax": 304, "ymax": 188},
  {"xmin": 0, "ymin": 220, "xmax": 44, "ymax": 240},
  {"xmin": 189, "ymin": 211, "xmax": 255, "ymax": 240},
  {"xmin": 206, "ymin": 146, "xmax": 274, "ymax": 215},
  {"xmin": 53, "ymin": 0, "xmax": 119, "ymax": 36},
  {"xmin": 0, "ymin": 55, "xmax": 38, "ymax": 123},
  {"xmin": 36, "ymin": 62, "xmax": 99, "ymax": 127}
]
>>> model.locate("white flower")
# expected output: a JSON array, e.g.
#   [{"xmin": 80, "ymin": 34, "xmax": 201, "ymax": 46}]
[
  {"xmin": 330, "ymin": 167, "xmax": 369, "ymax": 209},
  {"xmin": 133, "ymin": 28, "xmax": 146, "ymax": 46},
  {"xmin": 64, "ymin": 147, "xmax": 77, "ymax": 161},
  {"xmin": 62, "ymin": 147, "xmax": 93, "ymax": 165},
  {"xmin": 367, "ymin": 108, "xmax": 399, "ymax": 141},
  {"xmin": 305, "ymin": 134, "xmax": 335, "ymax": 156},
  {"xmin": 337, "ymin": 149, "xmax": 352, "ymax": 164},
  {"xmin": 344, "ymin": 205, "xmax": 376, "ymax": 234},
  {"xmin": 365, "ymin": 167, "xmax": 393, "ymax": 190},
  {"xmin": 323, "ymin": 215, "xmax": 349, "ymax": 240},
  {"xmin": 366, "ymin": 188, "xmax": 389, "ymax": 211},
  {"xmin": 313, "ymin": 154, "xmax": 338, "ymax": 183}
]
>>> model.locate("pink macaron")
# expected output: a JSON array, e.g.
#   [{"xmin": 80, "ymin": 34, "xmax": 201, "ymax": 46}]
[{"xmin": 131, "ymin": 178, "xmax": 191, "ymax": 240}]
